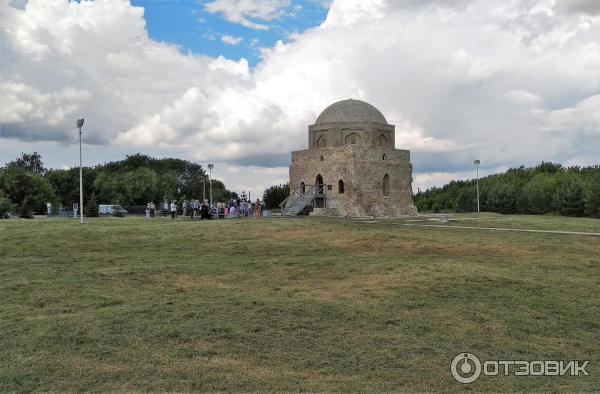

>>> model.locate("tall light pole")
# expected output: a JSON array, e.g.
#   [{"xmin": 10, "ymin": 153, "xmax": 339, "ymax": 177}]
[
  {"xmin": 208, "ymin": 164, "xmax": 214, "ymax": 213},
  {"xmin": 77, "ymin": 118, "xmax": 85, "ymax": 224},
  {"xmin": 474, "ymin": 159, "xmax": 480, "ymax": 213}
]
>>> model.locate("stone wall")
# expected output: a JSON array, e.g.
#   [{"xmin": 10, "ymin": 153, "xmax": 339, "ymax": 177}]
[
  {"xmin": 309, "ymin": 122, "xmax": 395, "ymax": 149},
  {"xmin": 290, "ymin": 144, "xmax": 417, "ymax": 217}
]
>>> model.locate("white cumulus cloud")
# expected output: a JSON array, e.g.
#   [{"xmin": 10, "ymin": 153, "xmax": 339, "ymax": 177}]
[
  {"xmin": 220, "ymin": 34, "xmax": 243, "ymax": 45},
  {"xmin": 203, "ymin": 0, "xmax": 291, "ymax": 30},
  {"xmin": 1, "ymin": 0, "xmax": 600, "ymax": 196}
]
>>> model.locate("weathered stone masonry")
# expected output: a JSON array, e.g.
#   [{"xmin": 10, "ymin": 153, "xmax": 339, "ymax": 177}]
[{"xmin": 289, "ymin": 99, "xmax": 418, "ymax": 217}]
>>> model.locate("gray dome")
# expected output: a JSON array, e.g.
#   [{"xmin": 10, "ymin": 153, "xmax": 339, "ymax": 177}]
[{"xmin": 315, "ymin": 99, "xmax": 388, "ymax": 125}]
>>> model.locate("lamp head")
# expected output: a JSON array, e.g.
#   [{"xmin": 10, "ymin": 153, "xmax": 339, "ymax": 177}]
[
  {"xmin": 76, "ymin": 118, "xmax": 84, "ymax": 128},
  {"xmin": 208, "ymin": 164, "xmax": 214, "ymax": 169},
  {"xmin": 474, "ymin": 160, "xmax": 480, "ymax": 165}
]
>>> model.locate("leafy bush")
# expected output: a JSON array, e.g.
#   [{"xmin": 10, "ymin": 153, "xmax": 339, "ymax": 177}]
[
  {"xmin": 18, "ymin": 196, "xmax": 35, "ymax": 219},
  {"xmin": 0, "ymin": 192, "xmax": 14, "ymax": 219}
]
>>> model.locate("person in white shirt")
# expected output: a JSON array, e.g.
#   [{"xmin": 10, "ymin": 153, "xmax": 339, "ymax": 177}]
[{"xmin": 170, "ymin": 201, "xmax": 177, "ymax": 219}]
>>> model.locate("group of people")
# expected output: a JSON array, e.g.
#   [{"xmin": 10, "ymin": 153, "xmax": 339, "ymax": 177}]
[
  {"xmin": 144, "ymin": 201, "xmax": 186, "ymax": 219},
  {"xmin": 144, "ymin": 198, "xmax": 264, "ymax": 220}
]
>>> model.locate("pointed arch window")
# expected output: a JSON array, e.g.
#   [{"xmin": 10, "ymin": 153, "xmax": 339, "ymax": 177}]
[
  {"xmin": 316, "ymin": 136, "xmax": 326, "ymax": 148},
  {"xmin": 378, "ymin": 134, "xmax": 387, "ymax": 147},
  {"xmin": 345, "ymin": 133, "xmax": 361, "ymax": 145},
  {"xmin": 338, "ymin": 179, "xmax": 345, "ymax": 194}
]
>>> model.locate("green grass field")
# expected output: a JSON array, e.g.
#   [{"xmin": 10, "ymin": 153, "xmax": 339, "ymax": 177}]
[{"xmin": 1, "ymin": 215, "xmax": 599, "ymax": 392}]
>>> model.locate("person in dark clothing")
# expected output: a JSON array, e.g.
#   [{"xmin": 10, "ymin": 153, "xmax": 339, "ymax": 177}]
[{"xmin": 201, "ymin": 200, "xmax": 209, "ymax": 220}]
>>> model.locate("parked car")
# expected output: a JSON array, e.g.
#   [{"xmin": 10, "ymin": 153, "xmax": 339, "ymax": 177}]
[{"xmin": 99, "ymin": 204, "xmax": 128, "ymax": 217}]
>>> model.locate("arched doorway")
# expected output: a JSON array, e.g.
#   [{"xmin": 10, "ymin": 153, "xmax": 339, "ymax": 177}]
[
  {"xmin": 315, "ymin": 174, "xmax": 324, "ymax": 194},
  {"xmin": 383, "ymin": 174, "xmax": 390, "ymax": 196},
  {"xmin": 315, "ymin": 174, "xmax": 325, "ymax": 208},
  {"xmin": 338, "ymin": 179, "xmax": 345, "ymax": 194}
]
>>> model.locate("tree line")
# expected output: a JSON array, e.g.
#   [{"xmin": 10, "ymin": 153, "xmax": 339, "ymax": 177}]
[
  {"xmin": 0, "ymin": 152, "xmax": 237, "ymax": 218},
  {"xmin": 415, "ymin": 162, "xmax": 600, "ymax": 218}
]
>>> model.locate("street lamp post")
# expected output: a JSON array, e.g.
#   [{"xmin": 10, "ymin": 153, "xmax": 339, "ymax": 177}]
[
  {"xmin": 77, "ymin": 118, "xmax": 85, "ymax": 224},
  {"xmin": 474, "ymin": 159, "xmax": 481, "ymax": 213},
  {"xmin": 208, "ymin": 164, "xmax": 214, "ymax": 215}
]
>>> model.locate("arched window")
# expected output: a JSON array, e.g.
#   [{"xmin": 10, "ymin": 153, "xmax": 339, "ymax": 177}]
[
  {"xmin": 338, "ymin": 179, "xmax": 345, "ymax": 194},
  {"xmin": 316, "ymin": 136, "xmax": 326, "ymax": 148},
  {"xmin": 320, "ymin": 156, "xmax": 324, "ymax": 162},
  {"xmin": 345, "ymin": 133, "xmax": 361, "ymax": 145},
  {"xmin": 378, "ymin": 134, "xmax": 387, "ymax": 147},
  {"xmin": 382, "ymin": 154, "xmax": 387, "ymax": 160},
  {"xmin": 300, "ymin": 182, "xmax": 305, "ymax": 194},
  {"xmin": 383, "ymin": 174, "xmax": 390, "ymax": 196}
]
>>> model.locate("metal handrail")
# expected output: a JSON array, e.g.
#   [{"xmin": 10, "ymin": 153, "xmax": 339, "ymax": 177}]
[{"xmin": 280, "ymin": 184, "xmax": 320, "ymax": 211}]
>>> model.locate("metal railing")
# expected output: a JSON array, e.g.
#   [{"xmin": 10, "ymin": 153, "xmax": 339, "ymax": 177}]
[{"xmin": 280, "ymin": 184, "xmax": 326, "ymax": 215}]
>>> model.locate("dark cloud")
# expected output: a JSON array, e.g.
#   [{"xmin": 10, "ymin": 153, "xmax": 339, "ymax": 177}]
[
  {"xmin": 556, "ymin": 0, "xmax": 600, "ymax": 15},
  {"xmin": 232, "ymin": 153, "xmax": 291, "ymax": 168}
]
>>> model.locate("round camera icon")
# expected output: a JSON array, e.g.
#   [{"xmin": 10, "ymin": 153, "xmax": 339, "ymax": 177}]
[{"xmin": 450, "ymin": 352, "xmax": 482, "ymax": 384}]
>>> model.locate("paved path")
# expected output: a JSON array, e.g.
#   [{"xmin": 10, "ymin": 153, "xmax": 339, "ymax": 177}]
[{"xmin": 402, "ymin": 223, "xmax": 600, "ymax": 237}]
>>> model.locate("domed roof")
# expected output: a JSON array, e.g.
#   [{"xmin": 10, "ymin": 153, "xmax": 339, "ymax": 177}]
[{"xmin": 315, "ymin": 99, "xmax": 388, "ymax": 125}]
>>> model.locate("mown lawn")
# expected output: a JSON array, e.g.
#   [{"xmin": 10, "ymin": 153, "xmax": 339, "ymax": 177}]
[{"xmin": 1, "ymin": 215, "xmax": 599, "ymax": 392}]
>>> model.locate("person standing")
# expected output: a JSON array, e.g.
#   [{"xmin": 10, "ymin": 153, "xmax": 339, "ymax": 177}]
[
  {"xmin": 170, "ymin": 200, "xmax": 177, "ymax": 219},
  {"xmin": 240, "ymin": 200, "xmax": 247, "ymax": 219},
  {"xmin": 182, "ymin": 200, "xmax": 188, "ymax": 218},
  {"xmin": 150, "ymin": 201, "xmax": 155, "ymax": 218},
  {"xmin": 255, "ymin": 198, "xmax": 262, "ymax": 218},
  {"xmin": 201, "ymin": 200, "xmax": 209, "ymax": 220}
]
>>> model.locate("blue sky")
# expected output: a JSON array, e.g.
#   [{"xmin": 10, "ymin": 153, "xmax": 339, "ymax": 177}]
[
  {"xmin": 131, "ymin": 0, "xmax": 329, "ymax": 66},
  {"xmin": 2, "ymin": 0, "xmax": 600, "ymax": 196}
]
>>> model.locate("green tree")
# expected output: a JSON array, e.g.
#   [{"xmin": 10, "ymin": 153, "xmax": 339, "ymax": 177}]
[
  {"xmin": 485, "ymin": 183, "xmax": 519, "ymax": 214},
  {"xmin": 86, "ymin": 193, "xmax": 99, "ymax": 217},
  {"xmin": 553, "ymin": 175, "xmax": 585, "ymax": 216},
  {"xmin": 0, "ymin": 167, "xmax": 58, "ymax": 214},
  {"xmin": 455, "ymin": 187, "xmax": 476, "ymax": 213},
  {"xmin": 92, "ymin": 170, "xmax": 123, "ymax": 204},
  {"xmin": 518, "ymin": 174, "xmax": 556, "ymax": 214},
  {"xmin": 5, "ymin": 152, "xmax": 46, "ymax": 175},
  {"xmin": 263, "ymin": 184, "xmax": 290, "ymax": 209},
  {"xmin": 46, "ymin": 167, "xmax": 98, "ymax": 207},
  {"xmin": 584, "ymin": 175, "xmax": 600, "ymax": 218},
  {"xmin": 122, "ymin": 168, "xmax": 158, "ymax": 205}
]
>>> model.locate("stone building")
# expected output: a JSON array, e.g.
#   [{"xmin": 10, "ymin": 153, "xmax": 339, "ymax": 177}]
[{"xmin": 283, "ymin": 99, "xmax": 418, "ymax": 217}]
